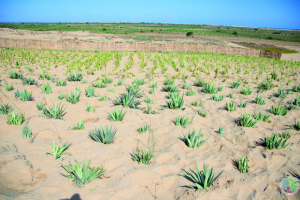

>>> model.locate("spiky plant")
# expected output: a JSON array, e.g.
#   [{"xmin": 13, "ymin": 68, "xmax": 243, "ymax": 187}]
[
  {"xmin": 71, "ymin": 119, "xmax": 85, "ymax": 130},
  {"xmin": 61, "ymin": 158, "xmax": 106, "ymax": 187},
  {"xmin": 109, "ymin": 87, "xmax": 115, "ymax": 93},
  {"xmin": 231, "ymin": 81, "xmax": 240, "ymax": 89},
  {"xmin": 182, "ymin": 163, "xmax": 223, "ymax": 190},
  {"xmin": 237, "ymin": 114, "xmax": 258, "ymax": 128},
  {"xmin": 108, "ymin": 108, "xmax": 126, "ymax": 121},
  {"xmin": 39, "ymin": 72, "xmax": 51, "ymax": 80},
  {"xmin": 126, "ymin": 83, "xmax": 144, "ymax": 98},
  {"xmin": 289, "ymin": 119, "xmax": 300, "ymax": 131},
  {"xmin": 291, "ymin": 83, "xmax": 300, "ymax": 92},
  {"xmin": 82, "ymin": 79, "xmax": 88, "ymax": 84},
  {"xmin": 43, "ymin": 83, "xmax": 52, "ymax": 94},
  {"xmin": 144, "ymin": 104, "xmax": 157, "ymax": 114},
  {"xmin": 133, "ymin": 78, "xmax": 145, "ymax": 85},
  {"xmin": 117, "ymin": 79, "xmax": 123, "ymax": 85},
  {"xmin": 7, "ymin": 110, "xmax": 24, "ymax": 125},
  {"xmin": 258, "ymin": 79, "xmax": 275, "ymax": 91},
  {"xmin": 174, "ymin": 116, "xmax": 189, "ymax": 126},
  {"xmin": 162, "ymin": 85, "xmax": 179, "ymax": 93},
  {"xmin": 276, "ymin": 87, "xmax": 287, "ymax": 98},
  {"xmin": 22, "ymin": 126, "xmax": 32, "ymax": 138},
  {"xmin": 219, "ymin": 127, "xmax": 223, "ymax": 135},
  {"xmin": 271, "ymin": 72, "xmax": 278, "ymax": 80},
  {"xmin": 99, "ymin": 94, "xmax": 108, "ymax": 101},
  {"xmin": 225, "ymin": 101, "xmax": 237, "ymax": 112},
  {"xmin": 202, "ymin": 83, "xmax": 217, "ymax": 94},
  {"xmin": 238, "ymin": 156, "xmax": 250, "ymax": 173},
  {"xmin": 194, "ymin": 77, "xmax": 207, "ymax": 87},
  {"xmin": 58, "ymin": 92, "xmax": 64, "ymax": 100},
  {"xmin": 89, "ymin": 125, "xmax": 117, "ymax": 144},
  {"xmin": 36, "ymin": 101, "xmax": 46, "ymax": 110},
  {"xmin": 101, "ymin": 77, "xmax": 113, "ymax": 84},
  {"xmin": 256, "ymin": 95, "xmax": 266, "ymax": 105},
  {"xmin": 0, "ymin": 103, "xmax": 10, "ymax": 114},
  {"xmin": 241, "ymin": 87, "xmax": 253, "ymax": 95},
  {"xmin": 186, "ymin": 90, "xmax": 196, "ymax": 96},
  {"xmin": 265, "ymin": 133, "xmax": 289, "ymax": 150},
  {"xmin": 67, "ymin": 71, "xmax": 83, "ymax": 81},
  {"xmin": 192, "ymin": 100, "xmax": 202, "ymax": 107},
  {"xmin": 182, "ymin": 129, "xmax": 209, "ymax": 148},
  {"xmin": 9, "ymin": 71, "xmax": 23, "ymax": 79},
  {"xmin": 253, "ymin": 112, "xmax": 271, "ymax": 123},
  {"xmin": 293, "ymin": 95, "xmax": 300, "ymax": 106},
  {"xmin": 22, "ymin": 77, "xmax": 36, "ymax": 85},
  {"xmin": 85, "ymin": 86, "xmax": 95, "ymax": 97},
  {"xmin": 5, "ymin": 84, "xmax": 13, "ymax": 91},
  {"xmin": 92, "ymin": 81, "xmax": 106, "ymax": 88},
  {"xmin": 270, "ymin": 105, "xmax": 287, "ymax": 116},
  {"xmin": 56, "ymin": 79, "xmax": 66, "ymax": 86},
  {"xmin": 164, "ymin": 78, "xmax": 174, "ymax": 85},
  {"xmin": 40, "ymin": 102, "xmax": 66, "ymax": 119},
  {"xmin": 218, "ymin": 86, "xmax": 223, "ymax": 92},
  {"xmin": 46, "ymin": 142, "xmax": 71, "ymax": 160},
  {"xmin": 113, "ymin": 92, "xmax": 140, "ymax": 109},
  {"xmin": 166, "ymin": 94, "xmax": 184, "ymax": 109},
  {"xmin": 182, "ymin": 81, "xmax": 191, "ymax": 89},
  {"xmin": 144, "ymin": 96, "xmax": 153, "ymax": 104},
  {"xmin": 281, "ymin": 132, "xmax": 291, "ymax": 140},
  {"xmin": 228, "ymin": 93, "xmax": 233, "ymax": 98},
  {"xmin": 149, "ymin": 82, "xmax": 157, "ymax": 88},
  {"xmin": 211, "ymin": 94, "xmax": 224, "ymax": 102},
  {"xmin": 239, "ymin": 101, "xmax": 248, "ymax": 108},
  {"xmin": 86, "ymin": 104, "xmax": 95, "ymax": 112},
  {"xmin": 198, "ymin": 109, "xmax": 208, "ymax": 118},
  {"xmin": 149, "ymin": 89, "xmax": 154, "ymax": 94},
  {"xmin": 65, "ymin": 90, "xmax": 81, "ymax": 104},
  {"xmin": 131, "ymin": 149, "xmax": 153, "ymax": 165},
  {"xmin": 138, "ymin": 124, "xmax": 148, "ymax": 134}
]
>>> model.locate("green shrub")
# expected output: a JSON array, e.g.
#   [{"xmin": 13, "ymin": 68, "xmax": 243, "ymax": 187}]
[
  {"xmin": 182, "ymin": 163, "xmax": 223, "ymax": 190},
  {"xmin": 281, "ymin": 132, "xmax": 291, "ymax": 139},
  {"xmin": 186, "ymin": 90, "xmax": 195, "ymax": 96},
  {"xmin": 289, "ymin": 119, "xmax": 300, "ymax": 131},
  {"xmin": 237, "ymin": 114, "xmax": 258, "ymax": 128},
  {"xmin": 43, "ymin": 83, "xmax": 52, "ymax": 94},
  {"xmin": 40, "ymin": 102, "xmax": 66, "ymax": 119},
  {"xmin": 162, "ymin": 85, "xmax": 179, "ymax": 92},
  {"xmin": 9, "ymin": 71, "xmax": 23, "ymax": 79},
  {"xmin": 65, "ymin": 90, "xmax": 81, "ymax": 104},
  {"xmin": 56, "ymin": 80, "xmax": 66, "ymax": 86},
  {"xmin": 15, "ymin": 90, "xmax": 33, "ymax": 101},
  {"xmin": 67, "ymin": 71, "xmax": 83, "ymax": 81},
  {"xmin": 276, "ymin": 87, "xmax": 287, "ymax": 98},
  {"xmin": 82, "ymin": 79, "xmax": 88, "ymax": 84},
  {"xmin": 292, "ymin": 84, "xmax": 300, "ymax": 92},
  {"xmin": 109, "ymin": 87, "xmax": 115, "ymax": 93},
  {"xmin": 256, "ymin": 95, "xmax": 266, "ymax": 105},
  {"xmin": 99, "ymin": 94, "xmax": 108, "ymax": 101},
  {"xmin": 138, "ymin": 124, "xmax": 148, "ymax": 134},
  {"xmin": 131, "ymin": 149, "xmax": 153, "ymax": 165},
  {"xmin": 85, "ymin": 86, "xmax": 95, "ymax": 97},
  {"xmin": 5, "ymin": 84, "xmax": 13, "ymax": 91},
  {"xmin": 22, "ymin": 126, "xmax": 32, "ymax": 138},
  {"xmin": 22, "ymin": 77, "xmax": 36, "ymax": 85},
  {"xmin": 36, "ymin": 101, "xmax": 46, "ymax": 110},
  {"xmin": 174, "ymin": 116, "xmax": 189, "ymax": 126},
  {"xmin": 194, "ymin": 77, "xmax": 207, "ymax": 87},
  {"xmin": 211, "ymin": 94, "xmax": 224, "ymax": 101},
  {"xmin": 113, "ymin": 92, "xmax": 141, "ymax": 109},
  {"xmin": 101, "ymin": 77, "xmax": 113, "ymax": 84},
  {"xmin": 89, "ymin": 125, "xmax": 117, "ymax": 144},
  {"xmin": 61, "ymin": 158, "xmax": 106, "ymax": 187},
  {"xmin": 270, "ymin": 105, "xmax": 287, "ymax": 116},
  {"xmin": 265, "ymin": 133, "xmax": 289, "ymax": 150},
  {"xmin": 126, "ymin": 84, "xmax": 144, "ymax": 98},
  {"xmin": 7, "ymin": 110, "xmax": 24, "ymax": 125},
  {"xmin": 0, "ymin": 103, "xmax": 10, "ymax": 114},
  {"xmin": 144, "ymin": 104, "xmax": 158, "ymax": 114},
  {"xmin": 231, "ymin": 81, "xmax": 241, "ymax": 89},
  {"xmin": 71, "ymin": 119, "xmax": 85, "ymax": 130},
  {"xmin": 238, "ymin": 156, "xmax": 250, "ymax": 173},
  {"xmin": 86, "ymin": 104, "xmax": 95, "ymax": 112},
  {"xmin": 258, "ymin": 79, "xmax": 275, "ymax": 91},
  {"xmin": 293, "ymin": 95, "xmax": 300, "ymax": 106},
  {"xmin": 133, "ymin": 78, "xmax": 145, "ymax": 85},
  {"xmin": 253, "ymin": 112, "xmax": 271, "ymax": 123},
  {"xmin": 202, "ymin": 83, "xmax": 217, "ymax": 94},
  {"xmin": 46, "ymin": 142, "xmax": 71, "ymax": 159},
  {"xmin": 182, "ymin": 129, "xmax": 209, "ymax": 148},
  {"xmin": 108, "ymin": 108, "xmax": 126, "ymax": 121},
  {"xmin": 166, "ymin": 94, "xmax": 184, "ymax": 109},
  {"xmin": 92, "ymin": 81, "xmax": 106, "ymax": 88},
  {"xmin": 241, "ymin": 87, "xmax": 253, "ymax": 95},
  {"xmin": 39, "ymin": 72, "xmax": 50, "ymax": 80},
  {"xmin": 164, "ymin": 78, "xmax": 174, "ymax": 85},
  {"xmin": 225, "ymin": 101, "xmax": 237, "ymax": 112}
]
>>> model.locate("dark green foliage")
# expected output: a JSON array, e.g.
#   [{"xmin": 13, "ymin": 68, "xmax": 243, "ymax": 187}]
[
  {"xmin": 67, "ymin": 71, "xmax": 83, "ymax": 81},
  {"xmin": 281, "ymin": 132, "xmax": 291, "ymax": 139},
  {"xmin": 92, "ymin": 81, "xmax": 106, "ymax": 88},
  {"xmin": 164, "ymin": 78, "xmax": 174, "ymax": 85},
  {"xmin": 108, "ymin": 108, "xmax": 126, "ymax": 121},
  {"xmin": 15, "ymin": 90, "xmax": 33, "ymax": 101},
  {"xmin": 217, "ymin": 86, "xmax": 223, "ymax": 92},
  {"xmin": 0, "ymin": 103, "xmax": 10, "ymax": 114},
  {"xmin": 182, "ymin": 82, "xmax": 191, "ymax": 89},
  {"xmin": 149, "ymin": 82, "xmax": 157, "ymax": 88},
  {"xmin": 138, "ymin": 124, "xmax": 148, "ymax": 134},
  {"xmin": 276, "ymin": 87, "xmax": 287, "ymax": 98},
  {"xmin": 113, "ymin": 91, "xmax": 141, "ymax": 109},
  {"xmin": 265, "ymin": 133, "xmax": 289, "ymax": 150},
  {"xmin": 144, "ymin": 96, "xmax": 153, "ymax": 104},
  {"xmin": 289, "ymin": 119, "xmax": 300, "ymax": 131},
  {"xmin": 117, "ymin": 79, "xmax": 123, "ymax": 85},
  {"xmin": 22, "ymin": 126, "xmax": 32, "ymax": 138},
  {"xmin": 101, "ymin": 77, "xmax": 113, "ymax": 84},
  {"xmin": 228, "ymin": 93, "xmax": 233, "ymax": 98},
  {"xmin": 46, "ymin": 142, "xmax": 71, "ymax": 159},
  {"xmin": 40, "ymin": 102, "xmax": 66, "ymax": 119},
  {"xmin": 270, "ymin": 105, "xmax": 287, "ymax": 116},
  {"xmin": 237, "ymin": 114, "xmax": 258, "ymax": 128},
  {"xmin": 89, "ymin": 125, "xmax": 117, "ymax": 144},
  {"xmin": 39, "ymin": 72, "xmax": 51, "ymax": 80},
  {"xmin": 182, "ymin": 163, "xmax": 223, "ymax": 190},
  {"xmin": 258, "ymin": 79, "xmax": 275, "ymax": 91},
  {"xmin": 126, "ymin": 83, "xmax": 144, "ymax": 98},
  {"xmin": 239, "ymin": 101, "xmax": 248, "ymax": 108},
  {"xmin": 293, "ymin": 95, "xmax": 300, "ymax": 106},
  {"xmin": 182, "ymin": 129, "xmax": 209, "ymax": 148},
  {"xmin": 131, "ymin": 149, "xmax": 153, "ymax": 165},
  {"xmin": 191, "ymin": 100, "xmax": 202, "ymax": 107},
  {"xmin": 61, "ymin": 158, "xmax": 106, "ymax": 187},
  {"xmin": 162, "ymin": 85, "xmax": 179, "ymax": 92},
  {"xmin": 86, "ymin": 104, "xmax": 95, "ymax": 112}
]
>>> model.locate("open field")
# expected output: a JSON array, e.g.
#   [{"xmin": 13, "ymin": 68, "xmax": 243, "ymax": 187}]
[
  {"xmin": 1, "ymin": 23, "xmax": 300, "ymax": 42},
  {"xmin": 0, "ymin": 47, "xmax": 300, "ymax": 199}
]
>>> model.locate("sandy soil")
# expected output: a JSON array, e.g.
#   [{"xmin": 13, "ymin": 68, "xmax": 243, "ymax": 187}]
[{"xmin": 0, "ymin": 47, "xmax": 299, "ymax": 200}]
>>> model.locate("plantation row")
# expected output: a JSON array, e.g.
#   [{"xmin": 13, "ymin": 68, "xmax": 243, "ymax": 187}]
[{"xmin": 1, "ymin": 68, "xmax": 300, "ymax": 188}]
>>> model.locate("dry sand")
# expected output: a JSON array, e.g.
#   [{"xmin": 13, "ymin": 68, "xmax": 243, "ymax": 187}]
[{"xmin": 0, "ymin": 30, "xmax": 299, "ymax": 200}]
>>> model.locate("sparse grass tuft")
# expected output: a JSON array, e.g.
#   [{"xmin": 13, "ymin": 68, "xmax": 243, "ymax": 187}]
[
  {"xmin": 85, "ymin": 86, "xmax": 95, "ymax": 97},
  {"xmin": 237, "ymin": 114, "xmax": 258, "ymax": 128},
  {"xmin": 71, "ymin": 119, "xmax": 85, "ymax": 130},
  {"xmin": 67, "ymin": 71, "xmax": 83, "ymax": 81},
  {"xmin": 238, "ymin": 156, "xmax": 250, "ymax": 173},
  {"xmin": 194, "ymin": 77, "xmax": 207, "ymax": 87},
  {"xmin": 265, "ymin": 133, "xmax": 289, "ymax": 150},
  {"xmin": 202, "ymin": 83, "xmax": 217, "ymax": 94},
  {"xmin": 258, "ymin": 79, "xmax": 275, "ymax": 91},
  {"xmin": 133, "ymin": 78, "xmax": 145, "ymax": 85},
  {"xmin": 117, "ymin": 79, "xmax": 123, "ymax": 85},
  {"xmin": 7, "ymin": 110, "xmax": 24, "ymax": 125},
  {"xmin": 58, "ymin": 92, "xmax": 64, "ymax": 100},
  {"xmin": 256, "ymin": 95, "xmax": 266, "ymax": 105},
  {"xmin": 46, "ymin": 142, "xmax": 71, "ymax": 159},
  {"xmin": 0, "ymin": 103, "xmax": 10, "ymax": 114},
  {"xmin": 108, "ymin": 108, "xmax": 126, "ymax": 121},
  {"xmin": 174, "ymin": 116, "xmax": 189, "ymax": 126},
  {"xmin": 164, "ymin": 78, "xmax": 174, "ymax": 85},
  {"xmin": 22, "ymin": 126, "xmax": 32, "ymax": 138},
  {"xmin": 182, "ymin": 129, "xmax": 209, "ymax": 148},
  {"xmin": 65, "ymin": 90, "xmax": 81, "ymax": 104},
  {"xmin": 276, "ymin": 87, "xmax": 287, "ymax": 98},
  {"xmin": 241, "ymin": 87, "xmax": 253, "ymax": 95},
  {"xmin": 231, "ymin": 81, "xmax": 241, "ymax": 89},
  {"xmin": 131, "ymin": 149, "xmax": 153, "ymax": 165},
  {"xmin": 211, "ymin": 94, "xmax": 224, "ymax": 101},
  {"xmin": 43, "ymin": 83, "xmax": 52, "ymax": 94},
  {"xmin": 89, "ymin": 125, "xmax": 117, "ymax": 144},
  {"xmin": 92, "ymin": 81, "xmax": 107, "ymax": 88},
  {"xmin": 291, "ymin": 84, "xmax": 300, "ymax": 92},
  {"xmin": 225, "ymin": 101, "xmax": 237, "ymax": 112},
  {"xmin": 162, "ymin": 85, "xmax": 179, "ymax": 93},
  {"xmin": 99, "ymin": 94, "xmax": 108, "ymax": 101},
  {"xmin": 253, "ymin": 112, "xmax": 271, "ymax": 123},
  {"xmin": 86, "ymin": 104, "xmax": 95, "ymax": 112},
  {"xmin": 144, "ymin": 96, "xmax": 153, "ymax": 104},
  {"xmin": 293, "ymin": 95, "xmax": 300, "ymax": 106},
  {"xmin": 198, "ymin": 109, "xmax": 208, "ymax": 117},
  {"xmin": 15, "ymin": 90, "xmax": 33, "ymax": 101},
  {"xmin": 22, "ymin": 77, "xmax": 36, "ymax": 85},
  {"xmin": 36, "ymin": 101, "xmax": 46, "ymax": 110},
  {"xmin": 186, "ymin": 90, "xmax": 195, "ymax": 96},
  {"xmin": 149, "ymin": 82, "xmax": 157, "ymax": 88},
  {"xmin": 9, "ymin": 71, "xmax": 23, "ymax": 79},
  {"xmin": 5, "ymin": 84, "xmax": 13, "ymax": 91},
  {"xmin": 219, "ymin": 127, "xmax": 224, "ymax": 135},
  {"xmin": 166, "ymin": 94, "xmax": 184, "ymax": 109},
  {"xmin": 56, "ymin": 80, "xmax": 67, "ymax": 86},
  {"xmin": 182, "ymin": 82, "xmax": 191, "ymax": 89},
  {"xmin": 40, "ymin": 102, "xmax": 66, "ymax": 119},
  {"xmin": 289, "ymin": 119, "xmax": 300, "ymax": 131},
  {"xmin": 239, "ymin": 101, "xmax": 248, "ymax": 108},
  {"xmin": 270, "ymin": 105, "xmax": 287, "ymax": 116},
  {"xmin": 138, "ymin": 124, "xmax": 148, "ymax": 134}
]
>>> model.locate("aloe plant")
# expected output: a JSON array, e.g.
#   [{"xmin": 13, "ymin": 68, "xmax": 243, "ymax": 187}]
[
  {"xmin": 46, "ymin": 142, "xmax": 71, "ymax": 159},
  {"xmin": 89, "ymin": 125, "xmax": 117, "ymax": 144},
  {"xmin": 108, "ymin": 108, "xmax": 126, "ymax": 121},
  {"xmin": 293, "ymin": 95, "xmax": 300, "ymax": 106},
  {"xmin": 182, "ymin": 129, "xmax": 209, "ymax": 148},
  {"xmin": 182, "ymin": 81, "xmax": 191, "ymax": 89},
  {"xmin": 86, "ymin": 104, "xmax": 95, "ymax": 112},
  {"xmin": 61, "ymin": 158, "xmax": 106, "ymax": 187},
  {"xmin": 131, "ymin": 149, "xmax": 153, "ymax": 165},
  {"xmin": 182, "ymin": 163, "xmax": 223, "ymax": 190},
  {"xmin": 40, "ymin": 102, "xmax": 66, "ymax": 119}
]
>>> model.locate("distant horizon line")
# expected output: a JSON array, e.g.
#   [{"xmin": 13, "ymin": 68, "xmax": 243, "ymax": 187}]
[{"xmin": 0, "ymin": 22, "xmax": 299, "ymax": 30}]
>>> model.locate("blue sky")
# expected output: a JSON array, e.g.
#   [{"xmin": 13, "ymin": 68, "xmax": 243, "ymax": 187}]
[{"xmin": 0, "ymin": 0, "xmax": 299, "ymax": 29}]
